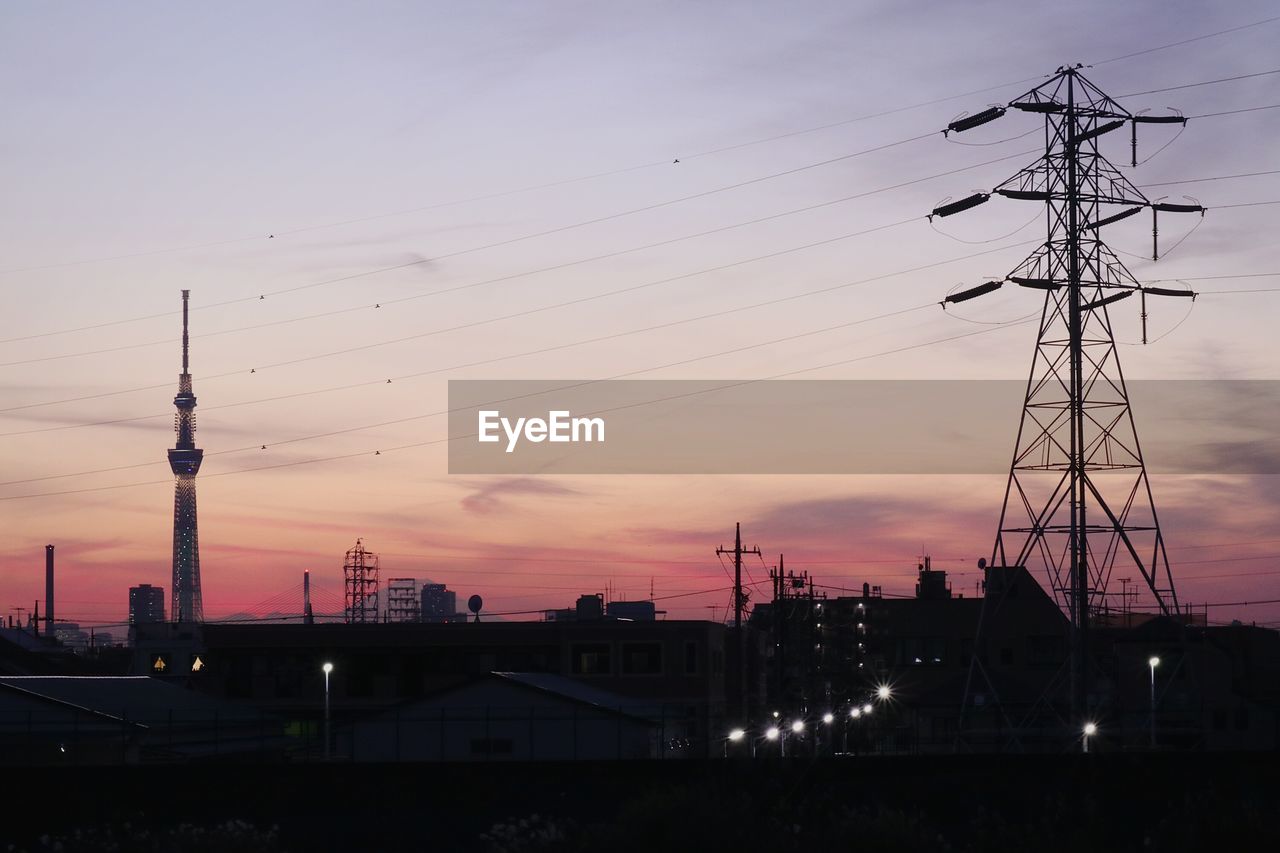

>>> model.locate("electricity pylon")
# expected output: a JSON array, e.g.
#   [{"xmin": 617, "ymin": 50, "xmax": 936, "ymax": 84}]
[{"xmin": 935, "ymin": 65, "xmax": 1202, "ymax": 729}]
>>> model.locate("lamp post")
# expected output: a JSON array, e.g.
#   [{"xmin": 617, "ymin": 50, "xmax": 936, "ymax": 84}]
[
  {"xmin": 1083, "ymin": 721, "xmax": 1097, "ymax": 753},
  {"xmin": 322, "ymin": 662, "xmax": 333, "ymax": 760},
  {"xmin": 1148, "ymin": 656, "xmax": 1160, "ymax": 749},
  {"xmin": 765, "ymin": 725, "xmax": 780, "ymax": 757}
]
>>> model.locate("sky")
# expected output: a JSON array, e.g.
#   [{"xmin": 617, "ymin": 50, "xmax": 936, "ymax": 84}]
[{"xmin": 1, "ymin": 0, "xmax": 1278, "ymax": 630}]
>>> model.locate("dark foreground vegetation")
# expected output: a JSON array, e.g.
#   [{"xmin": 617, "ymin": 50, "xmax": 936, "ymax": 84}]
[{"xmin": 2, "ymin": 753, "xmax": 1274, "ymax": 852}]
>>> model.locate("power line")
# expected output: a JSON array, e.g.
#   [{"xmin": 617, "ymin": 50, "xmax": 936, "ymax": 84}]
[
  {"xmin": 0, "ymin": 130, "xmax": 935, "ymax": 320},
  {"xmin": 1117, "ymin": 67, "xmax": 1280, "ymax": 97},
  {"xmin": 0, "ymin": 236, "xmax": 1041, "ymax": 481},
  {"xmin": 0, "ymin": 121, "xmax": 1023, "ymax": 284},
  {"xmin": 0, "ymin": 150, "xmax": 1042, "ymax": 414},
  {"xmin": 0, "ymin": 143, "xmax": 1027, "ymax": 365},
  {"xmin": 4, "ymin": 13, "xmax": 1272, "ymax": 284},
  {"xmin": 10, "ymin": 256, "xmax": 1280, "ymax": 481},
  {"xmin": 1139, "ymin": 169, "xmax": 1280, "ymax": 188},
  {"xmin": 0, "ymin": 318, "xmax": 1029, "ymax": 502},
  {"xmin": 0, "ymin": 297, "xmax": 942, "ymax": 485},
  {"xmin": 0, "ymin": 237, "xmax": 1028, "ymax": 447},
  {"xmin": 7, "ymin": 71, "xmax": 1279, "ymax": 349},
  {"xmin": 1092, "ymin": 15, "xmax": 1280, "ymax": 65},
  {"xmin": 1190, "ymin": 103, "xmax": 1280, "ymax": 119},
  {"xmin": 1214, "ymin": 199, "xmax": 1280, "ymax": 209},
  {"xmin": 31, "ymin": 183, "xmax": 1280, "ymax": 450}
]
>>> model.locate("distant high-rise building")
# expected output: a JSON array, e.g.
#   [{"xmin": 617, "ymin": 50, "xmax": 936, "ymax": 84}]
[
  {"xmin": 387, "ymin": 579, "xmax": 420, "ymax": 623},
  {"xmin": 421, "ymin": 584, "xmax": 458, "ymax": 623},
  {"xmin": 168, "ymin": 290, "xmax": 204, "ymax": 623},
  {"xmin": 129, "ymin": 584, "xmax": 166, "ymax": 624},
  {"xmin": 52, "ymin": 622, "xmax": 88, "ymax": 649}
]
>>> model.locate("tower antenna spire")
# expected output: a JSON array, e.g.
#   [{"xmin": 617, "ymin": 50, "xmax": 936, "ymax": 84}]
[
  {"xmin": 181, "ymin": 288, "xmax": 190, "ymax": 373},
  {"xmin": 168, "ymin": 289, "xmax": 204, "ymax": 623}
]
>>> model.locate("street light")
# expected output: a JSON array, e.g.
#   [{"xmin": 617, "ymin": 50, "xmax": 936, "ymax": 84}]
[
  {"xmin": 822, "ymin": 712, "xmax": 834, "ymax": 724},
  {"xmin": 765, "ymin": 726, "xmax": 780, "ymax": 740},
  {"xmin": 862, "ymin": 703, "xmax": 873, "ymax": 715},
  {"xmin": 850, "ymin": 707, "xmax": 862, "ymax": 719},
  {"xmin": 322, "ymin": 662, "xmax": 334, "ymax": 760},
  {"xmin": 877, "ymin": 685, "xmax": 891, "ymax": 700},
  {"xmin": 1148, "ymin": 655, "xmax": 1161, "ymax": 749},
  {"xmin": 791, "ymin": 719, "xmax": 805, "ymax": 733},
  {"xmin": 1083, "ymin": 721, "xmax": 1097, "ymax": 753},
  {"xmin": 725, "ymin": 727, "xmax": 746, "ymax": 758}
]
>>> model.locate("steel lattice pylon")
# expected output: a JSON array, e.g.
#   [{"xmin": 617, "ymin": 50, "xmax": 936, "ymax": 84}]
[
  {"xmin": 344, "ymin": 539, "xmax": 379, "ymax": 623},
  {"xmin": 937, "ymin": 65, "xmax": 1202, "ymax": 729}
]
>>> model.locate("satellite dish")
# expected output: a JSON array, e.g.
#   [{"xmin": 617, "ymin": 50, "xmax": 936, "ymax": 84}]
[{"xmin": 468, "ymin": 594, "xmax": 483, "ymax": 622}]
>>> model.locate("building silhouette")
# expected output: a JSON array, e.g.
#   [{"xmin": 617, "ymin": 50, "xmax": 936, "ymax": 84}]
[
  {"xmin": 167, "ymin": 290, "xmax": 204, "ymax": 623},
  {"xmin": 129, "ymin": 584, "xmax": 166, "ymax": 625},
  {"xmin": 420, "ymin": 583, "xmax": 459, "ymax": 623},
  {"xmin": 386, "ymin": 579, "xmax": 420, "ymax": 623}
]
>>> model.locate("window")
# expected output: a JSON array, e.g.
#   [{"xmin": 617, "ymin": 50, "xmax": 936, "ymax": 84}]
[
  {"xmin": 684, "ymin": 642, "xmax": 698, "ymax": 675},
  {"xmin": 622, "ymin": 642, "xmax": 662, "ymax": 675},
  {"xmin": 572, "ymin": 643, "xmax": 611, "ymax": 675},
  {"xmin": 1029, "ymin": 635, "xmax": 1061, "ymax": 665},
  {"xmin": 470, "ymin": 737, "xmax": 513, "ymax": 756}
]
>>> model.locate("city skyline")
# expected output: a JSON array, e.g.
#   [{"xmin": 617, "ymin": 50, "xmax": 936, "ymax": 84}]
[{"xmin": 2, "ymin": 1, "xmax": 1279, "ymax": 630}]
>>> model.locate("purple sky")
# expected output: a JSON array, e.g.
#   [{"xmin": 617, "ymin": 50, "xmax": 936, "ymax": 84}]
[{"xmin": 0, "ymin": 1, "xmax": 1277, "ymax": 629}]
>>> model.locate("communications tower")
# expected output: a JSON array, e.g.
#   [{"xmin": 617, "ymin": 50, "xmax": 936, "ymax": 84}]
[{"xmin": 168, "ymin": 289, "xmax": 204, "ymax": 623}]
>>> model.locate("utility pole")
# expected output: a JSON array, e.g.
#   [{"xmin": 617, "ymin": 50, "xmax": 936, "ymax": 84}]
[
  {"xmin": 936, "ymin": 65, "xmax": 1200, "ymax": 738},
  {"xmin": 770, "ymin": 555, "xmax": 787, "ymax": 711},
  {"xmin": 718, "ymin": 523, "xmax": 761, "ymax": 723}
]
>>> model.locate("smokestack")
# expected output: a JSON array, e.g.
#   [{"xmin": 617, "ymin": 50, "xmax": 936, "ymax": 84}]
[
  {"xmin": 303, "ymin": 570, "xmax": 314, "ymax": 625},
  {"xmin": 45, "ymin": 545, "xmax": 54, "ymax": 629}
]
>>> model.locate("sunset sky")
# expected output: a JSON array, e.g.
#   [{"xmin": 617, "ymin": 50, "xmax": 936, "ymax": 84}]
[{"xmin": 1, "ymin": 1, "xmax": 1278, "ymax": 630}]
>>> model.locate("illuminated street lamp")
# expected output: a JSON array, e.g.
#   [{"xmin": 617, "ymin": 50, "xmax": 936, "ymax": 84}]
[
  {"xmin": 322, "ymin": 662, "xmax": 334, "ymax": 760},
  {"xmin": 877, "ymin": 685, "xmax": 891, "ymax": 700},
  {"xmin": 1148, "ymin": 656, "xmax": 1161, "ymax": 749},
  {"xmin": 850, "ymin": 707, "xmax": 862, "ymax": 719},
  {"xmin": 791, "ymin": 719, "xmax": 805, "ymax": 733},
  {"xmin": 822, "ymin": 712, "xmax": 834, "ymax": 725},
  {"xmin": 765, "ymin": 726, "xmax": 780, "ymax": 740},
  {"xmin": 1083, "ymin": 721, "xmax": 1097, "ymax": 753},
  {"xmin": 725, "ymin": 727, "xmax": 746, "ymax": 758},
  {"xmin": 862, "ymin": 703, "xmax": 873, "ymax": 715}
]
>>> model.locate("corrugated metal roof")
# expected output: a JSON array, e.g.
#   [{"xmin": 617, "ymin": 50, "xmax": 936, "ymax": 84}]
[{"xmin": 0, "ymin": 676, "xmax": 260, "ymax": 723}]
